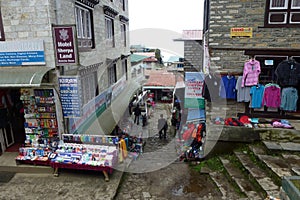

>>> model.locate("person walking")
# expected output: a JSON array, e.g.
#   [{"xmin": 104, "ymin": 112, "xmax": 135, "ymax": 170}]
[
  {"xmin": 158, "ymin": 114, "xmax": 168, "ymax": 139},
  {"xmin": 133, "ymin": 105, "xmax": 141, "ymax": 125}
]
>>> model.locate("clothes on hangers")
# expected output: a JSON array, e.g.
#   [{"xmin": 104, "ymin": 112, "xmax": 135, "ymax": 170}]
[
  {"xmin": 219, "ymin": 75, "xmax": 237, "ymax": 99},
  {"xmin": 203, "ymin": 73, "xmax": 221, "ymax": 102},
  {"xmin": 262, "ymin": 83, "xmax": 281, "ymax": 108},
  {"xmin": 275, "ymin": 60, "xmax": 300, "ymax": 87},
  {"xmin": 241, "ymin": 59, "xmax": 261, "ymax": 87},
  {"xmin": 235, "ymin": 76, "xmax": 251, "ymax": 102},
  {"xmin": 249, "ymin": 84, "xmax": 265, "ymax": 108},
  {"xmin": 280, "ymin": 87, "xmax": 298, "ymax": 111}
]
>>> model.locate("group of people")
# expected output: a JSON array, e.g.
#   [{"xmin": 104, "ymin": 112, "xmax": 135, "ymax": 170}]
[{"xmin": 128, "ymin": 99, "xmax": 169, "ymax": 140}]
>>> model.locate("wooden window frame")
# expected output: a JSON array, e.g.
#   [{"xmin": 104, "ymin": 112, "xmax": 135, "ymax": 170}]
[
  {"xmin": 75, "ymin": 3, "xmax": 95, "ymax": 50},
  {"xmin": 264, "ymin": 0, "xmax": 300, "ymax": 27}
]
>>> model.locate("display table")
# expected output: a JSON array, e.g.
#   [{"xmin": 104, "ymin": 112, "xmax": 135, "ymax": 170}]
[{"xmin": 50, "ymin": 162, "xmax": 113, "ymax": 181}]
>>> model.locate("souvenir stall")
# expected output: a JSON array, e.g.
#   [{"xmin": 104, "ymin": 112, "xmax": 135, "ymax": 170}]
[
  {"xmin": 206, "ymin": 57, "xmax": 300, "ymax": 129},
  {"xmin": 16, "ymin": 88, "xmax": 60, "ymax": 165},
  {"xmin": 177, "ymin": 72, "xmax": 206, "ymax": 161},
  {"xmin": 50, "ymin": 134, "xmax": 120, "ymax": 181}
]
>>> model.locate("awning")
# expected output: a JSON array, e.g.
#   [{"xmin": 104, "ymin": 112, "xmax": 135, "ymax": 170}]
[
  {"xmin": 0, "ymin": 66, "xmax": 55, "ymax": 87},
  {"xmin": 83, "ymin": 80, "xmax": 140, "ymax": 134}
]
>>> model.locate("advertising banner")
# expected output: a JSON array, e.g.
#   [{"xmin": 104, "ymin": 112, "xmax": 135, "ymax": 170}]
[
  {"xmin": 184, "ymin": 72, "xmax": 205, "ymax": 109},
  {"xmin": 58, "ymin": 76, "xmax": 82, "ymax": 118}
]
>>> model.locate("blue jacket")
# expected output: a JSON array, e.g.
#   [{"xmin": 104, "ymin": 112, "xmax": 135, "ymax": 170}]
[
  {"xmin": 281, "ymin": 87, "xmax": 298, "ymax": 111},
  {"xmin": 220, "ymin": 75, "xmax": 237, "ymax": 99}
]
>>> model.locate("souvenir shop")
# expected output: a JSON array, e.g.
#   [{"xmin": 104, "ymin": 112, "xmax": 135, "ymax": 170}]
[
  {"xmin": 204, "ymin": 54, "xmax": 300, "ymax": 129},
  {"xmin": 174, "ymin": 72, "xmax": 207, "ymax": 162}
]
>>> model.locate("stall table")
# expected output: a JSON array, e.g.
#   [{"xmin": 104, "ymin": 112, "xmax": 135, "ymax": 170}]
[{"xmin": 50, "ymin": 162, "xmax": 114, "ymax": 181}]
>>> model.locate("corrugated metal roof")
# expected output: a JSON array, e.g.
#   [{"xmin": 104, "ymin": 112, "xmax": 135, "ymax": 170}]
[{"xmin": 130, "ymin": 54, "xmax": 149, "ymax": 63}]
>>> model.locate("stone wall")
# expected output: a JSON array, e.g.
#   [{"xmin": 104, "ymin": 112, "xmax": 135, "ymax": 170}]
[
  {"xmin": 207, "ymin": 0, "xmax": 300, "ymax": 71},
  {"xmin": 184, "ymin": 40, "xmax": 203, "ymax": 71}
]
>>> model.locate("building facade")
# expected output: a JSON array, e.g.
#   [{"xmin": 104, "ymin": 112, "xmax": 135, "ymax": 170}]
[
  {"xmin": 0, "ymin": 0, "xmax": 133, "ymax": 153},
  {"xmin": 204, "ymin": 0, "xmax": 300, "ymax": 74}
]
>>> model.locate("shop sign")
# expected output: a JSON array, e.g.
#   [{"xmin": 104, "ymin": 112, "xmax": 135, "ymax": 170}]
[
  {"xmin": 53, "ymin": 25, "xmax": 78, "ymax": 65},
  {"xmin": 58, "ymin": 76, "xmax": 82, "ymax": 118},
  {"xmin": 230, "ymin": 27, "xmax": 252, "ymax": 38},
  {"xmin": 184, "ymin": 72, "xmax": 205, "ymax": 99},
  {"xmin": 0, "ymin": 40, "xmax": 46, "ymax": 66}
]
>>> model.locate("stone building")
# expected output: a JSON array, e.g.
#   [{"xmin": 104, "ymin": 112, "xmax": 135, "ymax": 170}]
[
  {"xmin": 202, "ymin": 0, "xmax": 300, "ymax": 118},
  {"xmin": 203, "ymin": 0, "xmax": 300, "ymax": 74},
  {"xmin": 174, "ymin": 30, "xmax": 203, "ymax": 72},
  {"xmin": 0, "ymin": 0, "xmax": 133, "ymax": 152}
]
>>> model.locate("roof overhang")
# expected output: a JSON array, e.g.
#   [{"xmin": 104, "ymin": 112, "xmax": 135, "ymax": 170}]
[{"xmin": 0, "ymin": 66, "xmax": 54, "ymax": 87}]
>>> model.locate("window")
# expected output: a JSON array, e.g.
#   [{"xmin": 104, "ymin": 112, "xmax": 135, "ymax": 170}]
[
  {"xmin": 75, "ymin": 4, "xmax": 94, "ymax": 49},
  {"xmin": 120, "ymin": 23, "xmax": 126, "ymax": 47},
  {"xmin": 120, "ymin": 0, "xmax": 126, "ymax": 11},
  {"xmin": 0, "ymin": 8, "xmax": 5, "ymax": 41},
  {"xmin": 122, "ymin": 59, "xmax": 128, "ymax": 79},
  {"xmin": 108, "ymin": 64, "xmax": 117, "ymax": 85},
  {"xmin": 265, "ymin": 0, "xmax": 300, "ymax": 27},
  {"xmin": 105, "ymin": 16, "xmax": 115, "ymax": 47}
]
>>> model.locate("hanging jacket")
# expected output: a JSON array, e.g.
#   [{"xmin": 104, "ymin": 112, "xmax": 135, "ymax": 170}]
[
  {"xmin": 219, "ymin": 75, "xmax": 237, "ymax": 99},
  {"xmin": 280, "ymin": 87, "xmax": 298, "ymax": 111},
  {"xmin": 275, "ymin": 60, "xmax": 300, "ymax": 87},
  {"xmin": 241, "ymin": 59, "xmax": 261, "ymax": 87},
  {"xmin": 250, "ymin": 84, "xmax": 265, "ymax": 108},
  {"xmin": 262, "ymin": 84, "xmax": 281, "ymax": 108}
]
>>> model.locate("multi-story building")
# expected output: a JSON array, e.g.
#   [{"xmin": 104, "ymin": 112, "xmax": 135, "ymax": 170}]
[{"xmin": 0, "ymin": 0, "xmax": 133, "ymax": 153}]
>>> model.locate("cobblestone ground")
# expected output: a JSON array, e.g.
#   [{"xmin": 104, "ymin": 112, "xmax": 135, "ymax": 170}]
[{"xmin": 114, "ymin": 103, "xmax": 237, "ymax": 200}]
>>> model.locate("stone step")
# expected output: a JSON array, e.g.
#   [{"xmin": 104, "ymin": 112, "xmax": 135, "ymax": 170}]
[
  {"xmin": 250, "ymin": 145, "xmax": 293, "ymax": 178},
  {"xmin": 219, "ymin": 156, "xmax": 263, "ymax": 199},
  {"xmin": 209, "ymin": 171, "xmax": 243, "ymax": 199},
  {"xmin": 263, "ymin": 141, "xmax": 300, "ymax": 152},
  {"xmin": 234, "ymin": 151, "xmax": 280, "ymax": 198}
]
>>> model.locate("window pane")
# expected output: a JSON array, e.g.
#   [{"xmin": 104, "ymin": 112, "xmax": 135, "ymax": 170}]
[
  {"xmin": 86, "ymin": 11, "xmax": 91, "ymax": 38},
  {"xmin": 292, "ymin": 0, "xmax": 300, "ymax": 8},
  {"xmin": 270, "ymin": 0, "xmax": 287, "ymax": 8},
  {"xmin": 269, "ymin": 12, "xmax": 287, "ymax": 23},
  {"xmin": 290, "ymin": 12, "xmax": 300, "ymax": 23}
]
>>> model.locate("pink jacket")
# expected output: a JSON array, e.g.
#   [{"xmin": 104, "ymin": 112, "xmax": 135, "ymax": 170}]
[
  {"xmin": 241, "ymin": 60, "xmax": 261, "ymax": 87},
  {"xmin": 262, "ymin": 85, "xmax": 281, "ymax": 108}
]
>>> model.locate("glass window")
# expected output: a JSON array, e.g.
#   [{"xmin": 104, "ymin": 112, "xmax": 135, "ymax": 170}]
[
  {"xmin": 105, "ymin": 17, "xmax": 115, "ymax": 47},
  {"xmin": 108, "ymin": 64, "xmax": 117, "ymax": 85},
  {"xmin": 266, "ymin": 0, "xmax": 300, "ymax": 26},
  {"xmin": 120, "ymin": 23, "xmax": 126, "ymax": 47},
  {"xmin": 75, "ymin": 4, "xmax": 94, "ymax": 49}
]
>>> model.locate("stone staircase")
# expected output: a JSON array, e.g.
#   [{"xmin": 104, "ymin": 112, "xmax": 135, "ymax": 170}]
[{"xmin": 206, "ymin": 141, "xmax": 300, "ymax": 199}]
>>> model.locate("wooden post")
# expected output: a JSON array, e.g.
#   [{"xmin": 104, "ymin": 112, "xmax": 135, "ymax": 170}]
[{"xmin": 103, "ymin": 171, "xmax": 109, "ymax": 182}]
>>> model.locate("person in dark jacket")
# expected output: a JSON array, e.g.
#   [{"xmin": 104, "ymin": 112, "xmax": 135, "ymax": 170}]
[
  {"xmin": 133, "ymin": 105, "xmax": 141, "ymax": 125},
  {"xmin": 158, "ymin": 114, "xmax": 168, "ymax": 139}
]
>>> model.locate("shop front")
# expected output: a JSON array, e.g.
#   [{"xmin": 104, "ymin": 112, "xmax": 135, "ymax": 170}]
[{"xmin": 0, "ymin": 66, "xmax": 57, "ymax": 155}]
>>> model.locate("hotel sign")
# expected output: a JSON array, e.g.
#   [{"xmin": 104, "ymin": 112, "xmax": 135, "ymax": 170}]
[
  {"xmin": 230, "ymin": 27, "xmax": 252, "ymax": 38},
  {"xmin": 53, "ymin": 25, "xmax": 78, "ymax": 65}
]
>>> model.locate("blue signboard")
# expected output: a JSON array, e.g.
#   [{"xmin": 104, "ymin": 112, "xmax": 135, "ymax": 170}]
[
  {"xmin": 58, "ymin": 77, "xmax": 82, "ymax": 117},
  {"xmin": 0, "ymin": 40, "xmax": 46, "ymax": 66},
  {"xmin": 0, "ymin": 51, "xmax": 45, "ymax": 66}
]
